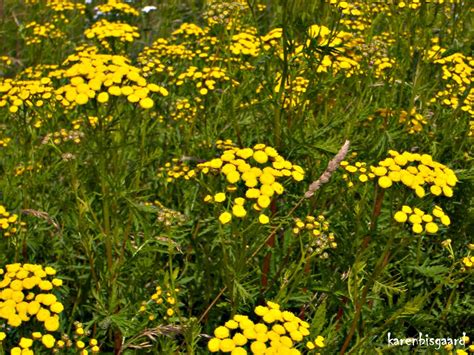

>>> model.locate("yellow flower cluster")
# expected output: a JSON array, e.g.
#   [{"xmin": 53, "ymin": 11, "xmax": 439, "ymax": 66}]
[
  {"xmin": 397, "ymin": 0, "xmax": 461, "ymax": 9},
  {"xmin": 0, "ymin": 272, "xmax": 100, "ymax": 355},
  {"xmin": 158, "ymin": 98, "xmax": 201, "ymax": 127},
  {"xmin": 0, "ymin": 136, "xmax": 11, "ymax": 147},
  {"xmin": 84, "ymin": 19, "xmax": 140, "ymax": 49},
  {"xmin": 0, "ymin": 77, "xmax": 55, "ymax": 113},
  {"xmin": 326, "ymin": 0, "xmax": 390, "ymax": 31},
  {"xmin": 41, "ymin": 128, "xmax": 84, "ymax": 145},
  {"xmin": 172, "ymin": 23, "xmax": 208, "ymax": 38},
  {"xmin": 292, "ymin": 215, "xmax": 337, "ymax": 258},
  {"xmin": 176, "ymin": 66, "xmax": 234, "ymax": 96},
  {"xmin": 68, "ymin": 322, "xmax": 100, "ymax": 354},
  {"xmin": 159, "ymin": 159, "xmax": 197, "ymax": 182},
  {"xmin": 198, "ymin": 140, "xmax": 305, "ymax": 225},
  {"xmin": 462, "ymin": 255, "xmax": 474, "ymax": 270},
  {"xmin": 56, "ymin": 47, "xmax": 168, "ymax": 108},
  {"xmin": 230, "ymin": 32, "xmax": 260, "ymax": 57},
  {"xmin": 429, "ymin": 49, "xmax": 473, "ymax": 117},
  {"xmin": 23, "ymin": 21, "xmax": 65, "ymax": 46},
  {"xmin": 15, "ymin": 321, "xmax": 100, "ymax": 354},
  {"xmin": 19, "ymin": 64, "xmax": 61, "ymax": 80},
  {"xmin": 139, "ymin": 285, "xmax": 181, "ymax": 321},
  {"xmin": 0, "ymin": 205, "xmax": 25, "ymax": 238},
  {"xmin": 398, "ymin": 108, "xmax": 429, "ymax": 133},
  {"xmin": 273, "ymin": 74, "xmax": 309, "ymax": 109},
  {"xmin": 140, "ymin": 38, "xmax": 195, "ymax": 63},
  {"xmin": 96, "ymin": 0, "xmax": 140, "ymax": 17},
  {"xmin": 371, "ymin": 57, "xmax": 396, "ymax": 79},
  {"xmin": 343, "ymin": 151, "xmax": 458, "ymax": 197},
  {"xmin": 260, "ymin": 28, "xmax": 282, "ymax": 51},
  {"xmin": 138, "ymin": 54, "xmax": 168, "ymax": 77},
  {"xmin": 172, "ymin": 98, "xmax": 198, "ymax": 122},
  {"xmin": 142, "ymin": 200, "xmax": 186, "ymax": 227},
  {"xmin": 15, "ymin": 162, "xmax": 43, "ymax": 177},
  {"xmin": 368, "ymin": 108, "xmax": 429, "ymax": 134},
  {"xmin": 0, "ymin": 263, "xmax": 63, "ymax": 351},
  {"xmin": 0, "ymin": 55, "xmax": 12, "ymax": 68},
  {"xmin": 370, "ymin": 151, "xmax": 458, "ymax": 196},
  {"xmin": 45, "ymin": 0, "xmax": 86, "ymax": 13},
  {"xmin": 70, "ymin": 116, "xmax": 100, "ymax": 129},
  {"xmin": 328, "ymin": 0, "xmax": 461, "ymax": 21},
  {"xmin": 203, "ymin": 0, "xmax": 248, "ymax": 28},
  {"xmin": 340, "ymin": 155, "xmax": 373, "ymax": 187},
  {"xmin": 208, "ymin": 301, "xmax": 324, "ymax": 354},
  {"xmin": 305, "ymin": 25, "xmax": 362, "ymax": 77},
  {"xmin": 393, "ymin": 205, "xmax": 450, "ymax": 234}
]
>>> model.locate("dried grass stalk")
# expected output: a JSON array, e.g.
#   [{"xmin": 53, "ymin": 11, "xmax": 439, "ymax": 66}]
[{"xmin": 304, "ymin": 140, "xmax": 350, "ymax": 198}]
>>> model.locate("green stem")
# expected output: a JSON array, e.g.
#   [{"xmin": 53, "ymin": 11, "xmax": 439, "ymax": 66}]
[{"xmin": 339, "ymin": 233, "xmax": 394, "ymax": 354}]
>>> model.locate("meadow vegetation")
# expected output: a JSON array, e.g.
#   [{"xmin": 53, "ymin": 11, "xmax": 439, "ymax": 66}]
[{"xmin": 0, "ymin": 0, "xmax": 472, "ymax": 354}]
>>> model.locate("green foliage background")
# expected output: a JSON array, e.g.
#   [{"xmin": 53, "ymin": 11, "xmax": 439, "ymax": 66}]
[{"xmin": 0, "ymin": 0, "xmax": 472, "ymax": 354}]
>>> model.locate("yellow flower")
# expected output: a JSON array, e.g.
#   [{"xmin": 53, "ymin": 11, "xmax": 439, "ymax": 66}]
[
  {"xmin": 408, "ymin": 214, "xmax": 422, "ymax": 224},
  {"xmin": 258, "ymin": 214, "xmax": 270, "ymax": 224},
  {"xmin": 234, "ymin": 197, "xmax": 245, "ymax": 205},
  {"xmin": 412, "ymin": 223, "xmax": 423, "ymax": 234},
  {"xmin": 42, "ymin": 334, "xmax": 55, "ymax": 349},
  {"xmin": 394, "ymin": 211, "xmax": 407, "ymax": 223},
  {"xmin": 8, "ymin": 314, "xmax": 22, "ymax": 327},
  {"xmin": 214, "ymin": 193, "xmax": 226, "ymax": 203},
  {"xmin": 50, "ymin": 302, "xmax": 64, "ymax": 313},
  {"xmin": 257, "ymin": 172, "xmax": 273, "ymax": 185},
  {"xmin": 219, "ymin": 212, "xmax": 232, "ymax": 224},
  {"xmin": 139, "ymin": 97, "xmax": 154, "ymax": 109},
  {"xmin": 27, "ymin": 301, "xmax": 41, "ymax": 315},
  {"xmin": 19, "ymin": 337, "xmax": 33, "ymax": 348},
  {"xmin": 257, "ymin": 195, "xmax": 271, "ymax": 209},
  {"xmin": 39, "ymin": 280, "xmax": 53, "ymax": 291},
  {"xmin": 75, "ymin": 93, "xmax": 89, "ymax": 105},
  {"xmin": 250, "ymin": 341, "xmax": 266, "ymax": 353},
  {"xmin": 245, "ymin": 188, "xmax": 260, "ymax": 199},
  {"xmin": 225, "ymin": 320, "xmax": 239, "ymax": 329},
  {"xmin": 97, "ymin": 92, "xmax": 109, "ymax": 103},
  {"xmin": 359, "ymin": 174, "xmax": 368, "ymax": 182},
  {"xmin": 315, "ymin": 335, "xmax": 325, "ymax": 347},
  {"xmin": 220, "ymin": 338, "xmax": 235, "ymax": 352},
  {"xmin": 44, "ymin": 316, "xmax": 60, "ymax": 331},
  {"xmin": 373, "ymin": 166, "xmax": 388, "ymax": 176},
  {"xmin": 430, "ymin": 185, "xmax": 442, "ymax": 196},
  {"xmin": 401, "ymin": 205, "xmax": 412, "ymax": 214},
  {"xmin": 440, "ymin": 215, "xmax": 451, "ymax": 226},
  {"xmin": 292, "ymin": 171, "xmax": 304, "ymax": 181},
  {"xmin": 232, "ymin": 333, "xmax": 247, "ymax": 346},
  {"xmin": 378, "ymin": 176, "xmax": 392, "ymax": 188},
  {"xmin": 208, "ymin": 338, "xmax": 221, "ymax": 352},
  {"xmin": 415, "ymin": 186, "xmax": 425, "ymax": 198},
  {"xmin": 77, "ymin": 340, "xmax": 85, "ymax": 349},
  {"xmin": 232, "ymin": 205, "xmax": 247, "ymax": 218},
  {"xmin": 226, "ymin": 171, "xmax": 240, "ymax": 184},
  {"xmin": 231, "ymin": 347, "xmax": 247, "ymax": 355},
  {"xmin": 425, "ymin": 222, "xmax": 439, "ymax": 234},
  {"xmin": 253, "ymin": 151, "xmax": 268, "ymax": 164}
]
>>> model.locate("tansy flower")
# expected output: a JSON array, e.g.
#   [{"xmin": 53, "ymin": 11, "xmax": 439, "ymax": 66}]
[
  {"xmin": 208, "ymin": 301, "xmax": 313, "ymax": 353},
  {"xmin": 42, "ymin": 334, "xmax": 55, "ymax": 348},
  {"xmin": 214, "ymin": 193, "xmax": 226, "ymax": 203},
  {"xmin": 219, "ymin": 212, "xmax": 232, "ymax": 224}
]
